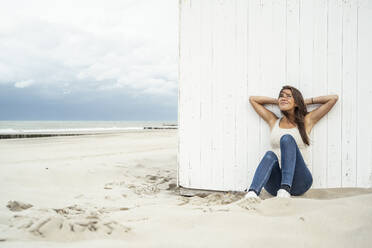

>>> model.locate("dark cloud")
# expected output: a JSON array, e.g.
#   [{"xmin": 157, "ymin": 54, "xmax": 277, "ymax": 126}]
[{"xmin": 0, "ymin": 84, "xmax": 177, "ymax": 121}]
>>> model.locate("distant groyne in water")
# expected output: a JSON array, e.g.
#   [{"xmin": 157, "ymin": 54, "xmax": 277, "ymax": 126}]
[
  {"xmin": 0, "ymin": 126, "xmax": 178, "ymax": 139},
  {"xmin": 0, "ymin": 133, "xmax": 86, "ymax": 139},
  {"xmin": 143, "ymin": 126, "xmax": 177, "ymax": 130}
]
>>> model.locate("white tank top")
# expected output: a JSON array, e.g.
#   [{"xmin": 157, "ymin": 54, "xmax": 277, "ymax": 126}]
[{"xmin": 270, "ymin": 117, "xmax": 312, "ymax": 174}]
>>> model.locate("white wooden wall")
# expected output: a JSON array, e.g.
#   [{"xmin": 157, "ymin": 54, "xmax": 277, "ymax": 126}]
[{"xmin": 177, "ymin": 0, "xmax": 372, "ymax": 191}]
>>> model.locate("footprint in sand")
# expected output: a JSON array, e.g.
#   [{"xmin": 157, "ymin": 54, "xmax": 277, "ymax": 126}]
[
  {"xmin": 104, "ymin": 181, "xmax": 124, "ymax": 189},
  {"xmin": 8, "ymin": 204, "xmax": 132, "ymax": 239},
  {"xmin": 167, "ymin": 183, "xmax": 177, "ymax": 191},
  {"xmin": 177, "ymin": 192, "xmax": 242, "ymax": 207},
  {"xmin": 102, "ymin": 168, "xmax": 178, "ymax": 197},
  {"xmin": 143, "ymin": 169, "xmax": 178, "ymax": 190},
  {"xmin": 127, "ymin": 184, "xmax": 161, "ymax": 195},
  {"xmin": 124, "ymin": 178, "xmax": 169, "ymax": 196},
  {"xmin": 6, "ymin": 201, "xmax": 33, "ymax": 212},
  {"xmin": 234, "ymin": 197, "xmax": 262, "ymax": 210},
  {"xmin": 135, "ymin": 163, "xmax": 145, "ymax": 168}
]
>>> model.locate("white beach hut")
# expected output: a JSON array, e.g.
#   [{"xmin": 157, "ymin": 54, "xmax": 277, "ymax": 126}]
[{"xmin": 177, "ymin": 0, "xmax": 372, "ymax": 193}]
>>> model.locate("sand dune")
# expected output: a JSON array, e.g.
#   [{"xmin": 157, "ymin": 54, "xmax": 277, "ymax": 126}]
[{"xmin": 0, "ymin": 130, "xmax": 371, "ymax": 248}]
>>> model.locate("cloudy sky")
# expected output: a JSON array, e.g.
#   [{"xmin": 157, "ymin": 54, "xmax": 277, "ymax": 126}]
[{"xmin": 0, "ymin": 0, "xmax": 178, "ymax": 121}]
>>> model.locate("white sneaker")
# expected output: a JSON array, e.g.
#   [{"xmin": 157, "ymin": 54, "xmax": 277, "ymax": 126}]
[
  {"xmin": 244, "ymin": 190, "xmax": 258, "ymax": 198},
  {"xmin": 276, "ymin": 189, "xmax": 291, "ymax": 198}
]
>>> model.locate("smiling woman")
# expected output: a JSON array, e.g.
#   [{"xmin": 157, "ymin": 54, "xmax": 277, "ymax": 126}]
[{"xmin": 246, "ymin": 85, "xmax": 338, "ymax": 198}]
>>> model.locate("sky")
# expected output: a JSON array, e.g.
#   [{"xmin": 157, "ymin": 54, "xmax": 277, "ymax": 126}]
[{"xmin": 0, "ymin": 0, "xmax": 178, "ymax": 121}]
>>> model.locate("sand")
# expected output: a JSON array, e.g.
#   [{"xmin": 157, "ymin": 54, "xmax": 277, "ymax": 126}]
[{"xmin": 0, "ymin": 129, "xmax": 372, "ymax": 248}]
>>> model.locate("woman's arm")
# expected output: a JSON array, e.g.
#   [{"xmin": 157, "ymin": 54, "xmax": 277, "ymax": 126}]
[
  {"xmin": 305, "ymin": 94, "xmax": 339, "ymax": 128},
  {"xmin": 249, "ymin": 96, "xmax": 279, "ymax": 129}
]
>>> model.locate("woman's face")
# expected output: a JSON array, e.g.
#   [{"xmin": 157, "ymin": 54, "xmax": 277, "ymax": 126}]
[{"xmin": 278, "ymin": 89, "xmax": 297, "ymax": 111}]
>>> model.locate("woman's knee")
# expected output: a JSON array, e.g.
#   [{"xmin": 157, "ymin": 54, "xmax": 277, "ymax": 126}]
[
  {"xmin": 280, "ymin": 134, "xmax": 296, "ymax": 146},
  {"xmin": 263, "ymin": 150, "xmax": 278, "ymax": 161},
  {"xmin": 291, "ymin": 176, "xmax": 313, "ymax": 196}
]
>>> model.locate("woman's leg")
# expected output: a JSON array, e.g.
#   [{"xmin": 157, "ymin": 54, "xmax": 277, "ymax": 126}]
[
  {"xmin": 280, "ymin": 134, "xmax": 313, "ymax": 196},
  {"xmin": 248, "ymin": 151, "xmax": 281, "ymax": 196},
  {"xmin": 263, "ymin": 162, "xmax": 282, "ymax": 196}
]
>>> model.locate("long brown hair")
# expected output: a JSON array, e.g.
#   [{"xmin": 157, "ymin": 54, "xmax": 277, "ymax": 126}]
[{"xmin": 278, "ymin": 85, "xmax": 310, "ymax": 146}]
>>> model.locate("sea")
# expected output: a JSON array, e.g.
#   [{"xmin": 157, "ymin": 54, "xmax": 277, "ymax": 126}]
[{"xmin": 0, "ymin": 121, "xmax": 178, "ymax": 134}]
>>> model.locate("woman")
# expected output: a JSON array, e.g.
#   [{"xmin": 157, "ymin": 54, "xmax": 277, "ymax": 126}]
[{"xmin": 245, "ymin": 85, "xmax": 338, "ymax": 199}]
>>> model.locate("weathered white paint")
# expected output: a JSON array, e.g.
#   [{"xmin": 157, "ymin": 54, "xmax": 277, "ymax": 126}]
[{"xmin": 177, "ymin": 0, "xmax": 372, "ymax": 191}]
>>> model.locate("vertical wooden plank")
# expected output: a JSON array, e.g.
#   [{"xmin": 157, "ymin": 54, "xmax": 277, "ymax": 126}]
[
  {"xmin": 312, "ymin": 0, "xmax": 328, "ymax": 188},
  {"xmin": 235, "ymin": 0, "xmax": 249, "ymax": 191},
  {"xmin": 260, "ymin": 0, "xmax": 273, "ymax": 158},
  {"xmin": 211, "ymin": 0, "xmax": 227, "ymax": 191},
  {"xmin": 246, "ymin": 0, "xmax": 262, "ymax": 188},
  {"xmin": 208, "ymin": 0, "xmax": 217, "ymax": 190},
  {"xmin": 178, "ymin": 0, "xmax": 191, "ymax": 188},
  {"xmin": 191, "ymin": 0, "xmax": 203, "ymax": 189},
  {"xmin": 199, "ymin": 0, "xmax": 214, "ymax": 190},
  {"xmin": 298, "ymin": 0, "xmax": 314, "ymax": 99},
  {"xmin": 177, "ymin": 0, "xmax": 182, "ymax": 187},
  {"xmin": 327, "ymin": 0, "xmax": 343, "ymax": 187},
  {"xmin": 341, "ymin": 0, "xmax": 358, "ymax": 187},
  {"xmin": 269, "ymin": 0, "xmax": 287, "ymax": 123},
  {"xmin": 286, "ymin": 0, "xmax": 300, "ymax": 88},
  {"xmin": 357, "ymin": 0, "xmax": 372, "ymax": 187},
  {"xmin": 271, "ymin": 0, "xmax": 287, "ymax": 118},
  {"xmin": 188, "ymin": 0, "xmax": 197, "ymax": 188},
  {"xmin": 299, "ymin": 0, "xmax": 314, "ymax": 175},
  {"xmin": 220, "ymin": 0, "xmax": 236, "ymax": 190},
  {"xmin": 256, "ymin": 0, "xmax": 265, "ymax": 159}
]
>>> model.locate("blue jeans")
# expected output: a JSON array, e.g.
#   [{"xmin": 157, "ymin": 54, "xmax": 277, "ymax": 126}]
[{"xmin": 248, "ymin": 134, "xmax": 313, "ymax": 196}]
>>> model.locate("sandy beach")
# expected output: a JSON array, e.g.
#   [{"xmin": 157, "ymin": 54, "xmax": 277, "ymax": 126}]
[{"xmin": 1, "ymin": 129, "xmax": 372, "ymax": 248}]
